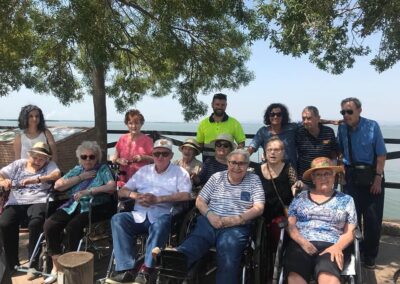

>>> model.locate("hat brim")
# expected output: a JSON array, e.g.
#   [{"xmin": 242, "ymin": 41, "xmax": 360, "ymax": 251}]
[
  {"xmin": 302, "ymin": 165, "xmax": 344, "ymax": 181},
  {"xmin": 28, "ymin": 149, "xmax": 51, "ymax": 158},
  {"xmin": 179, "ymin": 143, "xmax": 201, "ymax": 156}
]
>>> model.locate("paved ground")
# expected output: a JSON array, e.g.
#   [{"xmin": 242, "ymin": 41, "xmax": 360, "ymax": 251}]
[{"xmin": 11, "ymin": 224, "xmax": 400, "ymax": 284}]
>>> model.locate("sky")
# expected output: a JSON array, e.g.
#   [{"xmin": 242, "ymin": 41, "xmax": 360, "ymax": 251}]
[{"xmin": 2, "ymin": 40, "xmax": 399, "ymax": 125}]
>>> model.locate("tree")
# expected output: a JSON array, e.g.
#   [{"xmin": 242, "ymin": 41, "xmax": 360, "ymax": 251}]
[
  {"xmin": 0, "ymin": 0, "xmax": 254, "ymax": 157},
  {"xmin": 252, "ymin": 0, "xmax": 400, "ymax": 74}
]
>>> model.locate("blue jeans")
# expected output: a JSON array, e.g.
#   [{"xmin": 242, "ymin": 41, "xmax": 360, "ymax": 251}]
[
  {"xmin": 111, "ymin": 212, "xmax": 171, "ymax": 271},
  {"xmin": 178, "ymin": 215, "xmax": 250, "ymax": 284}
]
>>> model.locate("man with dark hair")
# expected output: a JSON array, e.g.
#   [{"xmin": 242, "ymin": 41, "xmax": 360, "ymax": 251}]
[
  {"xmin": 296, "ymin": 106, "xmax": 338, "ymax": 186},
  {"xmin": 337, "ymin": 97, "xmax": 386, "ymax": 269},
  {"xmin": 196, "ymin": 93, "xmax": 246, "ymax": 160}
]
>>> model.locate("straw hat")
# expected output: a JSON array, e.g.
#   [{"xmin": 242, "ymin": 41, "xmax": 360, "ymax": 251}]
[
  {"xmin": 303, "ymin": 157, "xmax": 344, "ymax": 181},
  {"xmin": 211, "ymin": 133, "xmax": 237, "ymax": 149},
  {"xmin": 179, "ymin": 138, "xmax": 201, "ymax": 156},
  {"xmin": 28, "ymin": 142, "xmax": 52, "ymax": 158}
]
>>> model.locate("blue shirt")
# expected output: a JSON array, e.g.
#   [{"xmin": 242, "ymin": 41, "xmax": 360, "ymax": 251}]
[
  {"xmin": 288, "ymin": 190, "xmax": 357, "ymax": 243},
  {"xmin": 249, "ymin": 123, "xmax": 299, "ymax": 167},
  {"xmin": 337, "ymin": 117, "xmax": 386, "ymax": 166}
]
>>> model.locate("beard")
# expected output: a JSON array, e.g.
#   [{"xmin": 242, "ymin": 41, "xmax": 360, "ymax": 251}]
[{"xmin": 214, "ymin": 109, "xmax": 225, "ymax": 117}]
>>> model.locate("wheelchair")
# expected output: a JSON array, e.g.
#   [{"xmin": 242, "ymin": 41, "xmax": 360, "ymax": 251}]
[
  {"xmin": 97, "ymin": 198, "xmax": 194, "ymax": 284},
  {"xmin": 155, "ymin": 207, "xmax": 268, "ymax": 284},
  {"xmin": 272, "ymin": 220, "xmax": 363, "ymax": 284}
]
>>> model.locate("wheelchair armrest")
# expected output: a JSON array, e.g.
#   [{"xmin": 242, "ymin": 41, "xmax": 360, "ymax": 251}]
[
  {"xmin": 354, "ymin": 227, "xmax": 362, "ymax": 240},
  {"xmin": 278, "ymin": 218, "xmax": 288, "ymax": 229}
]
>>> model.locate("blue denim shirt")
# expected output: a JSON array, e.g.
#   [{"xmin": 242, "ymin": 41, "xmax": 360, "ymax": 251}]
[{"xmin": 337, "ymin": 117, "xmax": 386, "ymax": 166}]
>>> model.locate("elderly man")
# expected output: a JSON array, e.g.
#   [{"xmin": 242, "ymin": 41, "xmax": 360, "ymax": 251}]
[
  {"xmin": 337, "ymin": 97, "xmax": 386, "ymax": 269},
  {"xmin": 170, "ymin": 149, "xmax": 265, "ymax": 284},
  {"xmin": 106, "ymin": 139, "xmax": 192, "ymax": 284},
  {"xmin": 196, "ymin": 93, "xmax": 246, "ymax": 160},
  {"xmin": 296, "ymin": 106, "xmax": 338, "ymax": 186}
]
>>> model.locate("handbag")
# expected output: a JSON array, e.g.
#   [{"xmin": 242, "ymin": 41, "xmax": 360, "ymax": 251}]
[{"xmin": 347, "ymin": 128, "xmax": 375, "ymax": 187}]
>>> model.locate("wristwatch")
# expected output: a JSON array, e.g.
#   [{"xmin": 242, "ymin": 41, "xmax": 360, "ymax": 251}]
[{"xmin": 375, "ymin": 172, "xmax": 384, "ymax": 178}]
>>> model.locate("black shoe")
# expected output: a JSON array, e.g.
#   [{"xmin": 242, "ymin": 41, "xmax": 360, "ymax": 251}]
[
  {"xmin": 133, "ymin": 271, "xmax": 149, "ymax": 284},
  {"xmin": 106, "ymin": 270, "xmax": 136, "ymax": 284}
]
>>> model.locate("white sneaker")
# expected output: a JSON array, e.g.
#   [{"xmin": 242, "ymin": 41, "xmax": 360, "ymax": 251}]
[{"xmin": 43, "ymin": 273, "xmax": 57, "ymax": 284}]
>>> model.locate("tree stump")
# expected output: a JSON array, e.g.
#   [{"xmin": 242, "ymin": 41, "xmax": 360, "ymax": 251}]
[{"xmin": 57, "ymin": 251, "xmax": 94, "ymax": 284}]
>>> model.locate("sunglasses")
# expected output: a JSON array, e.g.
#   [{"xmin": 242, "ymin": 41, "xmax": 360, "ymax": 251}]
[
  {"xmin": 269, "ymin": 112, "xmax": 282, "ymax": 118},
  {"xmin": 153, "ymin": 151, "xmax": 170, "ymax": 158},
  {"xmin": 215, "ymin": 142, "xmax": 231, "ymax": 148},
  {"xmin": 340, "ymin": 109, "xmax": 354, "ymax": 116},
  {"xmin": 80, "ymin": 154, "xmax": 96, "ymax": 160}
]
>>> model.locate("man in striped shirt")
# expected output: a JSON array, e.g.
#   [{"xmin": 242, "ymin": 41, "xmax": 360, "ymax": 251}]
[{"xmin": 296, "ymin": 106, "xmax": 338, "ymax": 187}]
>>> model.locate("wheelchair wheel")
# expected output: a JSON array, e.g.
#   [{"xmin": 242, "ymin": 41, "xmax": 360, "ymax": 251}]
[
  {"xmin": 178, "ymin": 207, "xmax": 200, "ymax": 244},
  {"xmin": 354, "ymin": 239, "xmax": 363, "ymax": 284},
  {"xmin": 252, "ymin": 217, "xmax": 268, "ymax": 284},
  {"xmin": 38, "ymin": 248, "xmax": 52, "ymax": 274}
]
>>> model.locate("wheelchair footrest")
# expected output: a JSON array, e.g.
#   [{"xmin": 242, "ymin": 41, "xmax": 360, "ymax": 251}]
[{"xmin": 158, "ymin": 250, "xmax": 188, "ymax": 278}]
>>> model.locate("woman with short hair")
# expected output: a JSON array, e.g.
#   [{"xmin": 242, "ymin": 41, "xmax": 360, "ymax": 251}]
[
  {"xmin": 43, "ymin": 141, "xmax": 116, "ymax": 283},
  {"xmin": 0, "ymin": 142, "xmax": 60, "ymax": 274}
]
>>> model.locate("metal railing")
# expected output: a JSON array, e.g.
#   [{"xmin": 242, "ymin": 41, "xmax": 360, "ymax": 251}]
[{"xmin": 106, "ymin": 129, "xmax": 400, "ymax": 190}]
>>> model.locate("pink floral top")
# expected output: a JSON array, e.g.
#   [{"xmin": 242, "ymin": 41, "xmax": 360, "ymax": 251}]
[{"xmin": 115, "ymin": 133, "xmax": 153, "ymax": 182}]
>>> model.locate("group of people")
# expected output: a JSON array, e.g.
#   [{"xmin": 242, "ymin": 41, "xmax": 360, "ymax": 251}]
[{"xmin": 0, "ymin": 93, "xmax": 386, "ymax": 284}]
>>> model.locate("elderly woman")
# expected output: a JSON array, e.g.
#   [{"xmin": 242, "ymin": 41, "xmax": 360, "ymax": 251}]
[
  {"xmin": 112, "ymin": 109, "xmax": 153, "ymax": 183},
  {"xmin": 175, "ymin": 149, "xmax": 265, "ymax": 284},
  {"xmin": 193, "ymin": 133, "xmax": 235, "ymax": 187},
  {"xmin": 284, "ymin": 157, "xmax": 357, "ymax": 284},
  {"xmin": 43, "ymin": 141, "xmax": 116, "ymax": 283},
  {"xmin": 0, "ymin": 142, "xmax": 60, "ymax": 273},
  {"xmin": 173, "ymin": 138, "xmax": 202, "ymax": 177},
  {"xmin": 14, "ymin": 105, "xmax": 58, "ymax": 163}
]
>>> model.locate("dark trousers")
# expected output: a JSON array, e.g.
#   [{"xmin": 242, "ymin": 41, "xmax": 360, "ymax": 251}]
[
  {"xmin": 43, "ymin": 202, "xmax": 115, "ymax": 255},
  {"xmin": 0, "ymin": 203, "xmax": 46, "ymax": 270},
  {"xmin": 344, "ymin": 169, "xmax": 385, "ymax": 261}
]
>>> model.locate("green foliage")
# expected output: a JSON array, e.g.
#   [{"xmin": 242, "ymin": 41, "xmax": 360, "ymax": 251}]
[
  {"xmin": 0, "ymin": 0, "xmax": 254, "ymax": 121},
  {"xmin": 253, "ymin": 0, "xmax": 400, "ymax": 73}
]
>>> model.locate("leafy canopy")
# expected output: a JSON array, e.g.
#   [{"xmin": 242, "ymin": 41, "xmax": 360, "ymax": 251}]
[
  {"xmin": 0, "ymin": 0, "xmax": 255, "ymax": 120},
  {"xmin": 252, "ymin": 0, "xmax": 400, "ymax": 73}
]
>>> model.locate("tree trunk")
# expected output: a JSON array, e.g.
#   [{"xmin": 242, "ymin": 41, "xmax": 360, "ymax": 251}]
[{"xmin": 92, "ymin": 65, "xmax": 108, "ymax": 162}]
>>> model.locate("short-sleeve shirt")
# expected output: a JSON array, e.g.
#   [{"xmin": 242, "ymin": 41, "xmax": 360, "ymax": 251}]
[
  {"xmin": 196, "ymin": 114, "xmax": 246, "ymax": 156},
  {"xmin": 173, "ymin": 158, "xmax": 202, "ymax": 176},
  {"xmin": 115, "ymin": 133, "xmax": 153, "ymax": 182},
  {"xmin": 125, "ymin": 163, "xmax": 192, "ymax": 223},
  {"xmin": 199, "ymin": 171, "xmax": 265, "ymax": 217},
  {"xmin": 195, "ymin": 157, "xmax": 227, "ymax": 186},
  {"xmin": 60, "ymin": 164, "xmax": 114, "ymax": 214},
  {"xmin": 1, "ymin": 159, "xmax": 59, "ymax": 205},
  {"xmin": 288, "ymin": 190, "xmax": 357, "ymax": 244},
  {"xmin": 337, "ymin": 117, "xmax": 386, "ymax": 166},
  {"xmin": 296, "ymin": 125, "xmax": 337, "ymax": 181},
  {"xmin": 249, "ymin": 123, "xmax": 299, "ymax": 167}
]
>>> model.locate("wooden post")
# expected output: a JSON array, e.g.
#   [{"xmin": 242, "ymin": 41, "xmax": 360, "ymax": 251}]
[{"xmin": 57, "ymin": 251, "xmax": 94, "ymax": 284}]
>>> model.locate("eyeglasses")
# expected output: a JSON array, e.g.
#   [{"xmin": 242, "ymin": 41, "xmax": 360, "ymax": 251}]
[
  {"xmin": 266, "ymin": 148, "xmax": 282, "ymax": 153},
  {"xmin": 340, "ymin": 109, "xmax": 354, "ymax": 116},
  {"xmin": 80, "ymin": 154, "xmax": 96, "ymax": 160},
  {"xmin": 269, "ymin": 112, "xmax": 282, "ymax": 118},
  {"xmin": 215, "ymin": 142, "xmax": 231, "ymax": 148},
  {"xmin": 153, "ymin": 151, "xmax": 170, "ymax": 158},
  {"xmin": 312, "ymin": 172, "xmax": 334, "ymax": 179},
  {"xmin": 228, "ymin": 160, "xmax": 248, "ymax": 167}
]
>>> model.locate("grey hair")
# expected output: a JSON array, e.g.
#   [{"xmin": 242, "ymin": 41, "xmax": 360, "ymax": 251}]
[
  {"xmin": 76, "ymin": 141, "xmax": 102, "ymax": 162},
  {"xmin": 227, "ymin": 149, "xmax": 250, "ymax": 164},
  {"xmin": 341, "ymin": 97, "xmax": 362, "ymax": 108},
  {"xmin": 303, "ymin": 106, "xmax": 320, "ymax": 117}
]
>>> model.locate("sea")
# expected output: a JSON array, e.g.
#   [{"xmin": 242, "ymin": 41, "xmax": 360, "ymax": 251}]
[{"xmin": 1, "ymin": 120, "xmax": 399, "ymax": 220}]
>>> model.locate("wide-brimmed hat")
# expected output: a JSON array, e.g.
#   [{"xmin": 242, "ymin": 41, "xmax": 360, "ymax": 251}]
[
  {"xmin": 179, "ymin": 138, "xmax": 201, "ymax": 156},
  {"xmin": 28, "ymin": 142, "xmax": 52, "ymax": 158},
  {"xmin": 211, "ymin": 133, "xmax": 237, "ymax": 149},
  {"xmin": 153, "ymin": 138, "xmax": 173, "ymax": 151},
  {"xmin": 303, "ymin": 157, "xmax": 344, "ymax": 181}
]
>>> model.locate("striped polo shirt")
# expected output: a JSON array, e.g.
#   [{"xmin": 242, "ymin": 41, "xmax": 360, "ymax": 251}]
[
  {"xmin": 296, "ymin": 125, "xmax": 337, "ymax": 182},
  {"xmin": 199, "ymin": 170, "xmax": 265, "ymax": 217}
]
